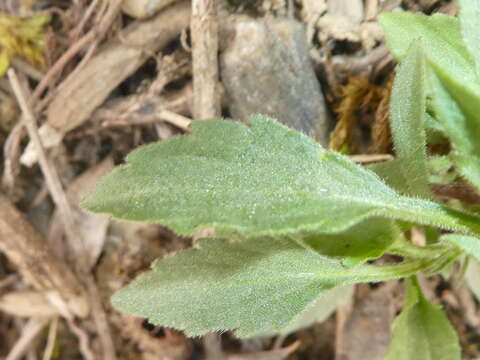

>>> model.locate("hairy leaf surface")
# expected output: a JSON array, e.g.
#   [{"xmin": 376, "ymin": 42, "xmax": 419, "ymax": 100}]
[
  {"xmin": 112, "ymin": 237, "xmax": 433, "ymax": 337},
  {"xmin": 302, "ymin": 218, "xmax": 400, "ymax": 267},
  {"xmin": 458, "ymin": 0, "xmax": 480, "ymax": 76},
  {"xmin": 442, "ymin": 234, "xmax": 480, "ymax": 262},
  {"xmin": 428, "ymin": 69, "xmax": 480, "ymax": 191},
  {"xmin": 83, "ymin": 116, "xmax": 480, "ymax": 236},
  {"xmin": 259, "ymin": 285, "xmax": 354, "ymax": 337},
  {"xmin": 380, "ymin": 12, "xmax": 480, "ymax": 192},
  {"xmin": 388, "ymin": 40, "xmax": 431, "ymax": 198},
  {"xmin": 379, "ymin": 12, "xmax": 475, "ymax": 94},
  {"xmin": 384, "ymin": 278, "xmax": 461, "ymax": 360}
]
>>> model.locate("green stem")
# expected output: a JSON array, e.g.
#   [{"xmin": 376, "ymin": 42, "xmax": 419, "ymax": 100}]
[
  {"xmin": 389, "ymin": 240, "xmax": 447, "ymax": 259},
  {"xmin": 351, "ymin": 256, "xmax": 439, "ymax": 283}
]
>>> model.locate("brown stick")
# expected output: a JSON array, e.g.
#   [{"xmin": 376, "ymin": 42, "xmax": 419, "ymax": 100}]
[
  {"xmin": 191, "ymin": 0, "xmax": 220, "ymax": 119},
  {"xmin": 8, "ymin": 69, "xmax": 117, "ymax": 360},
  {"xmin": 0, "ymin": 194, "xmax": 88, "ymax": 317},
  {"xmin": 8, "ymin": 70, "xmax": 88, "ymax": 267},
  {"xmin": 6, "ymin": 318, "xmax": 50, "ymax": 360}
]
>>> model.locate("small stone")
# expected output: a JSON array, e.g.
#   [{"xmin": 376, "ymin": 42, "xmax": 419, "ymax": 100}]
[{"xmin": 220, "ymin": 16, "xmax": 331, "ymax": 145}]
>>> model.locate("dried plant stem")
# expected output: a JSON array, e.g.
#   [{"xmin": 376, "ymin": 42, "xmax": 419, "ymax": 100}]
[
  {"xmin": 158, "ymin": 110, "xmax": 192, "ymax": 131},
  {"xmin": 42, "ymin": 317, "xmax": 59, "ymax": 360},
  {"xmin": 8, "ymin": 69, "xmax": 117, "ymax": 360},
  {"xmin": 6, "ymin": 318, "xmax": 49, "ymax": 360},
  {"xmin": 8, "ymin": 70, "xmax": 87, "ymax": 266},
  {"xmin": 191, "ymin": 0, "xmax": 220, "ymax": 120}
]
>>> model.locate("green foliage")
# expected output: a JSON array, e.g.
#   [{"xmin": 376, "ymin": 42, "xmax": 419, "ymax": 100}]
[
  {"xmin": 112, "ymin": 237, "xmax": 434, "ymax": 337},
  {"xmin": 384, "ymin": 278, "xmax": 461, "ymax": 360},
  {"xmin": 427, "ymin": 156, "xmax": 457, "ymax": 184},
  {"xmin": 428, "ymin": 69, "xmax": 480, "ymax": 190},
  {"xmin": 269, "ymin": 285, "xmax": 354, "ymax": 336},
  {"xmin": 379, "ymin": 10, "xmax": 480, "ymax": 192},
  {"xmin": 458, "ymin": 0, "xmax": 480, "ymax": 76},
  {"xmin": 442, "ymin": 234, "xmax": 480, "ymax": 262},
  {"xmin": 82, "ymin": 116, "xmax": 480, "ymax": 237},
  {"xmin": 388, "ymin": 41, "xmax": 431, "ymax": 198},
  {"xmin": 301, "ymin": 218, "xmax": 400, "ymax": 267},
  {"xmin": 82, "ymin": 1, "xmax": 480, "ymax": 357}
]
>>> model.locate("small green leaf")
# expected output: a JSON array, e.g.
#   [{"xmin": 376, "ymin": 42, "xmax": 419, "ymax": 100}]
[
  {"xmin": 380, "ymin": 11, "xmax": 480, "ymax": 192},
  {"xmin": 112, "ymin": 237, "xmax": 434, "ymax": 337},
  {"xmin": 83, "ymin": 116, "xmax": 480, "ymax": 237},
  {"xmin": 388, "ymin": 40, "xmax": 431, "ymax": 198},
  {"xmin": 302, "ymin": 218, "xmax": 400, "ymax": 267},
  {"xmin": 428, "ymin": 69, "xmax": 480, "ymax": 191},
  {"xmin": 442, "ymin": 234, "xmax": 480, "ymax": 262},
  {"xmin": 384, "ymin": 278, "xmax": 461, "ymax": 360},
  {"xmin": 379, "ymin": 12, "xmax": 475, "ymax": 93},
  {"xmin": 458, "ymin": 0, "xmax": 480, "ymax": 77},
  {"xmin": 428, "ymin": 156, "xmax": 457, "ymax": 184}
]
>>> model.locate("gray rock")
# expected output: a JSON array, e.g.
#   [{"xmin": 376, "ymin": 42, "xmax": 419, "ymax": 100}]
[{"xmin": 220, "ymin": 16, "xmax": 330, "ymax": 145}]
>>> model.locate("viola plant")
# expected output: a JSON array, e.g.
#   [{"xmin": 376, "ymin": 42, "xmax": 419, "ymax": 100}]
[{"xmin": 82, "ymin": 1, "xmax": 480, "ymax": 358}]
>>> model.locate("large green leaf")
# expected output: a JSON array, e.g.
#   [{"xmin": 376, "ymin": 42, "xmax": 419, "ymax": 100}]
[
  {"xmin": 388, "ymin": 40, "xmax": 431, "ymax": 198},
  {"xmin": 384, "ymin": 278, "xmax": 461, "ymax": 360},
  {"xmin": 82, "ymin": 116, "xmax": 480, "ymax": 236},
  {"xmin": 458, "ymin": 0, "xmax": 480, "ymax": 76},
  {"xmin": 112, "ymin": 237, "xmax": 434, "ymax": 337}
]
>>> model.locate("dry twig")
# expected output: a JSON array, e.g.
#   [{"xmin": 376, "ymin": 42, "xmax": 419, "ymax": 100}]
[
  {"xmin": 8, "ymin": 69, "xmax": 117, "ymax": 360},
  {"xmin": 6, "ymin": 318, "xmax": 50, "ymax": 360},
  {"xmin": 191, "ymin": 0, "xmax": 220, "ymax": 119},
  {"xmin": 42, "ymin": 317, "xmax": 59, "ymax": 360}
]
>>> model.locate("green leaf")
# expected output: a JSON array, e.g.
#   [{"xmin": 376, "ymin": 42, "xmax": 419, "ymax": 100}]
[
  {"xmin": 388, "ymin": 40, "xmax": 431, "ymax": 198},
  {"xmin": 111, "ymin": 237, "xmax": 434, "ymax": 337},
  {"xmin": 368, "ymin": 159, "xmax": 407, "ymax": 194},
  {"xmin": 458, "ymin": 0, "xmax": 480, "ymax": 76},
  {"xmin": 82, "ymin": 116, "xmax": 480, "ymax": 237},
  {"xmin": 428, "ymin": 69, "xmax": 480, "ymax": 191},
  {"xmin": 379, "ymin": 12, "xmax": 475, "ymax": 92},
  {"xmin": 380, "ymin": 12, "xmax": 480, "ymax": 192},
  {"xmin": 442, "ymin": 234, "xmax": 480, "ymax": 262},
  {"xmin": 384, "ymin": 277, "xmax": 461, "ymax": 360},
  {"xmin": 425, "ymin": 112, "xmax": 446, "ymax": 143},
  {"xmin": 259, "ymin": 285, "xmax": 354, "ymax": 337},
  {"xmin": 302, "ymin": 218, "xmax": 400, "ymax": 267},
  {"xmin": 428, "ymin": 156, "xmax": 457, "ymax": 184}
]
